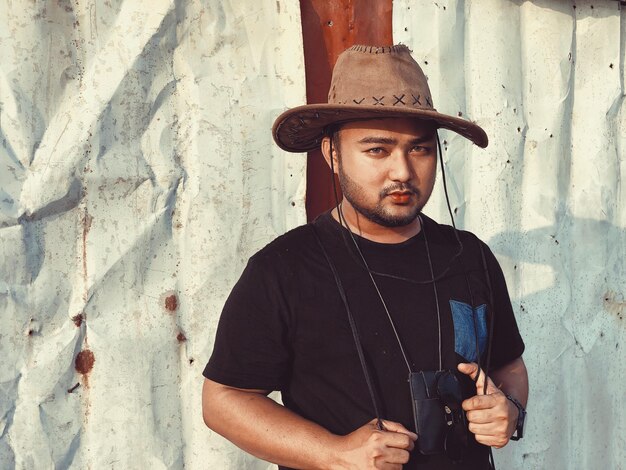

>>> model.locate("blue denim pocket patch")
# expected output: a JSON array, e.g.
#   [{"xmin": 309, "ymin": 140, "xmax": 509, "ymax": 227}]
[{"xmin": 449, "ymin": 300, "xmax": 487, "ymax": 363}]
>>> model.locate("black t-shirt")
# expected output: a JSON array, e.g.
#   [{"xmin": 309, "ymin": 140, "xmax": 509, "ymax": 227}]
[{"xmin": 204, "ymin": 212, "xmax": 525, "ymax": 469}]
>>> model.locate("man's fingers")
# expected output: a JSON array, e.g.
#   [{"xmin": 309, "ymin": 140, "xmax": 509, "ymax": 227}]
[
  {"xmin": 473, "ymin": 433, "xmax": 510, "ymax": 449},
  {"xmin": 457, "ymin": 362, "xmax": 499, "ymax": 395},
  {"xmin": 465, "ymin": 408, "xmax": 498, "ymax": 424},
  {"xmin": 372, "ymin": 427, "xmax": 414, "ymax": 452},
  {"xmin": 379, "ymin": 420, "xmax": 418, "ymax": 441},
  {"xmin": 457, "ymin": 362, "xmax": 480, "ymax": 380},
  {"xmin": 457, "ymin": 362, "xmax": 486, "ymax": 395},
  {"xmin": 462, "ymin": 394, "xmax": 499, "ymax": 411},
  {"xmin": 360, "ymin": 421, "xmax": 414, "ymax": 468},
  {"xmin": 385, "ymin": 431, "xmax": 415, "ymax": 451},
  {"xmin": 380, "ymin": 446, "xmax": 411, "ymax": 465},
  {"xmin": 467, "ymin": 422, "xmax": 500, "ymax": 436},
  {"xmin": 379, "ymin": 465, "xmax": 403, "ymax": 470}
]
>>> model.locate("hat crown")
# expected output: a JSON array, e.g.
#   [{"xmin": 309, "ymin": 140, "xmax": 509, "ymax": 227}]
[
  {"xmin": 328, "ymin": 45, "xmax": 435, "ymax": 111},
  {"xmin": 271, "ymin": 44, "xmax": 488, "ymax": 152}
]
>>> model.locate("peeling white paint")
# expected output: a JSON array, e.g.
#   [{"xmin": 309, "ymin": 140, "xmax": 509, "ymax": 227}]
[{"xmin": 1, "ymin": 1, "xmax": 305, "ymax": 469}]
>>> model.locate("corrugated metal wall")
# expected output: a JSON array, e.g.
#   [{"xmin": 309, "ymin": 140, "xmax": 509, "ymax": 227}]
[
  {"xmin": 0, "ymin": 1, "xmax": 305, "ymax": 469},
  {"xmin": 0, "ymin": 1, "xmax": 624, "ymax": 469}
]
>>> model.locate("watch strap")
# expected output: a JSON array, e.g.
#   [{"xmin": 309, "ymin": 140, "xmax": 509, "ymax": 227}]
[{"xmin": 505, "ymin": 394, "xmax": 526, "ymax": 440}]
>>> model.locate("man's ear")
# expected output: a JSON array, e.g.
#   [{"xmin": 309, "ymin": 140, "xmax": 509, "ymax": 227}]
[{"xmin": 321, "ymin": 136, "xmax": 339, "ymax": 175}]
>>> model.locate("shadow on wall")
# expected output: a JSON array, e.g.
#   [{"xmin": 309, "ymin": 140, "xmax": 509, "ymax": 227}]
[
  {"xmin": 488, "ymin": 217, "xmax": 624, "ymax": 334},
  {"xmin": 487, "ymin": 217, "xmax": 624, "ymax": 468}
]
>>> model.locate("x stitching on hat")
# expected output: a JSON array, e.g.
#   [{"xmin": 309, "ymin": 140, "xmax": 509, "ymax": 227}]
[
  {"xmin": 412, "ymin": 94, "xmax": 421, "ymax": 105},
  {"xmin": 393, "ymin": 94, "xmax": 406, "ymax": 106},
  {"xmin": 372, "ymin": 96, "xmax": 385, "ymax": 105}
]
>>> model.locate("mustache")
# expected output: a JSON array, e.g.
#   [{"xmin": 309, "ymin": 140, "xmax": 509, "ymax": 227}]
[{"xmin": 379, "ymin": 183, "xmax": 419, "ymax": 198}]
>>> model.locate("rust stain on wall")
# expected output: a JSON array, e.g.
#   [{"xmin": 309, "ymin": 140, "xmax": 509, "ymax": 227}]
[
  {"xmin": 177, "ymin": 332, "xmax": 187, "ymax": 342},
  {"xmin": 165, "ymin": 294, "xmax": 178, "ymax": 312},
  {"xmin": 72, "ymin": 313, "xmax": 84, "ymax": 327},
  {"xmin": 75, "ymin": 349, "xmax": 95, "ymax": 375}
]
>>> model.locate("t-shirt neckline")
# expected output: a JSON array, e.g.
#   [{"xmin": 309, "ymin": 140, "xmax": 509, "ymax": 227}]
[{"xmin": 316, "ymin": 210, "xmax": 427, "ymax": 251}]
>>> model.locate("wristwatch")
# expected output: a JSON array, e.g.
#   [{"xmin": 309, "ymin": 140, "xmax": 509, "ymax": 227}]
[{"xmin": 505, "ymin": 395, "xmax": 526, "ymax": 441}]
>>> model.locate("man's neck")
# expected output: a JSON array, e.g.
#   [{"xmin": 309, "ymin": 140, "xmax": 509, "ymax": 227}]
[{"xmin": 331, "ymin": 204, "xmax": 422, "ymax": 244}]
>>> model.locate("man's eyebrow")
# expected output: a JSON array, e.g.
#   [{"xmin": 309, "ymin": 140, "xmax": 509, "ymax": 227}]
[
  {"xmin": 408, "ymin": 135, "xmax": 436, "ymax": 144},
  {"xmin": 357, "ymin": 136, "xmax": 397, "ymax": 145},
  {"xmin": 357, "ymin": 135, "xmax": 435, "ymax": 145}
]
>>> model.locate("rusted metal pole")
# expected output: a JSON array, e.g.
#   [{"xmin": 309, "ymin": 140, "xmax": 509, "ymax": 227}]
[{"xmin": 299, "ymin": 0, "xmax": 393, "ymax": 221}]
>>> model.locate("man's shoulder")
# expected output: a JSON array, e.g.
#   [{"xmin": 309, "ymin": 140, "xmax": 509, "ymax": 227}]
[
  {"xmin": 423, "ymin": 215, "xmax": 504, "ymax": 278},
  {"xmin": 249, "ymin": 219, "xmax": 319, "ymax": 266},
  {"xmin": 423, "ymin": 214, "xmax": 484, "ymax": 247}
]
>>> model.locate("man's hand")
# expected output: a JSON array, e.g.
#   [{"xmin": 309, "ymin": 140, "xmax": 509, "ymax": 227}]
[
  {"xmin": 331, "ymin": 419, "xmax": 417, "ymax": 470},
  {"xmin": 203, "ymin": 379, "xmax": 416, "ymax": 470},
  {"xmin": 457, "ymin": 362, "xmax": 518, "ymax": 449}
]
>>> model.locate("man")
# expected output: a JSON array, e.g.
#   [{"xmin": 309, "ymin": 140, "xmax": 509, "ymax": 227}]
[{"xmin": 202, "ymin": 45, "xmax": 528, "ymax": 470}]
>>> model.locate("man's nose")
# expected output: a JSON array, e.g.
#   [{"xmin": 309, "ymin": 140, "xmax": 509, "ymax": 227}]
[{"xmin": 388, "ymin": 149, "xmax": 412, "ymax": 182}]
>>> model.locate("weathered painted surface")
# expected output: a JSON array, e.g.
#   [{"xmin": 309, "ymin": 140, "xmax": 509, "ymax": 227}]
[
  {"xmin": 0, "ymin": 1, "xmax": 305, "ymax": 469},
  {"xmin": 0, "ymin": 0, "xmax": 624, "ymax": 469},
  {"xmin": 395, "ymin": 1, "xmax": 625, "ymax": 469}
]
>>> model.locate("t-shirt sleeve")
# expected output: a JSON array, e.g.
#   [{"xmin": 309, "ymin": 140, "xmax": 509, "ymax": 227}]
[
  {"xmin": 481, "ymin": 241, "xmax": 525, "ymax": 370},
  {"xmin": 203, "ymin": 254, "xmax": 292, "ymax": 391}
]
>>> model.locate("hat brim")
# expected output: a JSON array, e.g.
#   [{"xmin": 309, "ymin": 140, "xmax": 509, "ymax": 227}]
[{"xmin": 272, "ymin": 104, "xmax": 488, "ymax": 152}]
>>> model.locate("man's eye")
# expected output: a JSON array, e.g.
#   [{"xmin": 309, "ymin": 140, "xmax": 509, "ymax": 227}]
[
  {"xmin": 411, "ymin": 146, "xmax": 431, "ymax": 154},
  {"xmin": 366, "ymin": 147, "xmax": 385, "ymax": 154}
]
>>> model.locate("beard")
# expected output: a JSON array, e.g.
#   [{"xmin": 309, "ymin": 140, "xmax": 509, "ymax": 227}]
[{"xmin": 337, "ymin": 161, "xmax": 423, "ymax": 227}]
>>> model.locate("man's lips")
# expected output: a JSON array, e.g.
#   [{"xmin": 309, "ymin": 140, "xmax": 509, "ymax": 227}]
[{"xmin": 388, "ymin": 191, "xmax": 414, "ymax": 203}]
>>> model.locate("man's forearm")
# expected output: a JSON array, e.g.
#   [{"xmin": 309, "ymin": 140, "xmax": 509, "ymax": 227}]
[
  {"xmin": 202, "ymin": 378, "xmax": 338, "ymax": 470},
  {"xmin": 489, "ymin": 356, "xmax": 529, "ymax": 406}
]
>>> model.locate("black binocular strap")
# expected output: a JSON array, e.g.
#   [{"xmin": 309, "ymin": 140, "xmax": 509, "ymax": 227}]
[
  {"xmin": 478, "ymin": 242, "xmax": 497, "ymax": 470},
  {"xmin": 478, "ymin": 242, "xmax": 495, "ymax": 394},
  {"xmin": 311, "ymin": 225, "xmax": 385, "ymax": 431}
]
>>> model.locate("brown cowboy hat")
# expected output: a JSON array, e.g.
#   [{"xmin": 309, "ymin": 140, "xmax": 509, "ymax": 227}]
[{"xmin": 272, "ymin": 44, "xmax": 488, "ymax": 152}]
